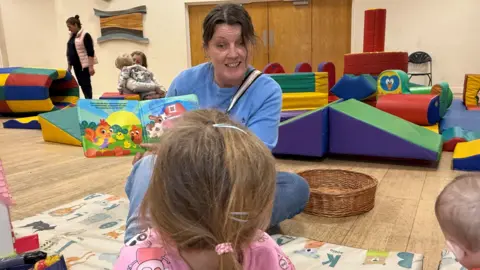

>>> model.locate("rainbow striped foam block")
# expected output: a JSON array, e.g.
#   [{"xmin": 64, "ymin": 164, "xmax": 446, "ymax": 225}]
[{"xmin": 0, "ymin": 67, "xmax": 80, "ymax": 115}]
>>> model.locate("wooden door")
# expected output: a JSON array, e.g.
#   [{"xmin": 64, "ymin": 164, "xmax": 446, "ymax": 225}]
[
  {"xmin": 187, "ymin": 3, "xmax": 269, "ymax": 70},
  {"xmin": 267, "ymin": 1, "xmax": 312, "ymax": 73},
  {"xmin": 188, "ymin": 4, "xmax": 216, "ymax": 67},
  {"xmin": 312, "ymin": 0, "xmax": 352, "ymax": 81}
]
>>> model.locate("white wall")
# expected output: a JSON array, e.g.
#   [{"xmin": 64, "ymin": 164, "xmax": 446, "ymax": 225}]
[{"xmin": 352, "ymin": 0, "xmax": 480, "ymax": 93}]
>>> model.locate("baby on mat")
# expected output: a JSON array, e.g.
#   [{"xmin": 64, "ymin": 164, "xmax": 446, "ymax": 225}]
[
  {"xmin": 115, "ymin": 53, "xmax": 166, "ymax": 100},
  {"xmin": 114, "ymin": 109, "xmax": 295, "ymax": 270},
  {"xmin": 436, "ymin": 173, "xmax": 480, "ymax": 270}
]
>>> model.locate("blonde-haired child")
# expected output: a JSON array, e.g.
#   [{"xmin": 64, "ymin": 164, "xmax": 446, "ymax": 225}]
[
  {"xmin": 435, "ymin": 174, "xmax": 480, "ymax": 270},
  {"xmin": 115, "ymin": 53, "xmax": 166, "ymax": 100},
  {"xmin": 114, "ymin": 109, "xmax": 295, "ymax": 270}
]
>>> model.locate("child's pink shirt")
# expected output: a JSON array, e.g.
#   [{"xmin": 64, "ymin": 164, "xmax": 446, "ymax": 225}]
[{"xmin": 114, "ymin": 228, "xmax": 295, "ymax": 270}]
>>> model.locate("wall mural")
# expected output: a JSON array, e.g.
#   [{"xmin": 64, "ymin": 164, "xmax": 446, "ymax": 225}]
[{"xmin": 93, "ymin": 5, "xmax": 149, "ymax": 44}]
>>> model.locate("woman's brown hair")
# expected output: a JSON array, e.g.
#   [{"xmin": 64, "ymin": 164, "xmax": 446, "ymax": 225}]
[
  {"xmin": 66, "ymin": 15, "xmax": 82, "ymax": 28},
  {"xmin": 131, "ymin": 51, "xmax": 148, "ymax": 68},
  {"xmin": 140, "ymin": 109, "xmax": 277, "ymax": 269}
]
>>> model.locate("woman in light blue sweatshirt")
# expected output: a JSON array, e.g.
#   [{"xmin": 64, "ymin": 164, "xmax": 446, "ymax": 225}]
[{"xmin": 124, "ymin": 3, "xmax": 310, "ymax": 243}]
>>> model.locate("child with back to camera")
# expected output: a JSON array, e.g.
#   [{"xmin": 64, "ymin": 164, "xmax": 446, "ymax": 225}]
[
  {"xmin": 435, "ymin": 174, "xmax": 480, "ymax": 270},
  {"xmin": 115, "ymin": 53, "xmax": 166, "ymax": 100},
  {"xmin": 114, "ymin": 109, "xmax": 295, "ymax": 270}
]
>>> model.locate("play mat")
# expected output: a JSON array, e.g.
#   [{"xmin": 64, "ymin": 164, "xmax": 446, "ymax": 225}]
[{"xmin": 10, "ymin": 193, "xmax": 460, "ymax": 269}]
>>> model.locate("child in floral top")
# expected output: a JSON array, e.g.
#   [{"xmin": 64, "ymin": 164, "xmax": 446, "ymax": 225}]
[{"xmin": 114, "ymin": 109, "xmax": 295, "ymax": 270}]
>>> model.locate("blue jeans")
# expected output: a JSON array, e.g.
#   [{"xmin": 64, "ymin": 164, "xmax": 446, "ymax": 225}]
[{"xmin": 123, "ymin": 155, "xmax": 310, "ymax": 243}]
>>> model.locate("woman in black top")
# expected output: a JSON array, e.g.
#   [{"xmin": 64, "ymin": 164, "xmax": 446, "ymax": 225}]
[{"xmin": 66, "ymin": 15, "xmax": 96, "ymax": 99}]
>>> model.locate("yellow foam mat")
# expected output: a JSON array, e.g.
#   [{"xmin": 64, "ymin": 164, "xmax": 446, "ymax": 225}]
[
  {"xmin": 423, "ymin": 124, "xmax": 438, "ymax": 133},
  {"xmin": 453, "ymin": 139, "xmax": 480, "ymax": 159},
  {"xmin": 38, "ymin": 116, "xmax": 82, "ymax": 146},
  {"xmin": 6, "ymin": 99, "xmax": 55, "ymax": 113},
  {"xmin": 282, "ymin": 92, "xmax": 328, "ymax": 111},
  {"xmin": 464, "ymin": 74, "xmax": 480, "ymax": 107},
  {"xmin": 56, "ymin": 69, "xmax": 67, "ymax": 79}
]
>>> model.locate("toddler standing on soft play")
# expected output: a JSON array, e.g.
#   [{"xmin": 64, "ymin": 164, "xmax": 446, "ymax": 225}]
[
  {"xmin": 435, "ymin": 174, "xmax": 480, "ymax": 270},
  {"xmin": 114, "ymin": 109, "xmax": 295, "ymax": 270}
]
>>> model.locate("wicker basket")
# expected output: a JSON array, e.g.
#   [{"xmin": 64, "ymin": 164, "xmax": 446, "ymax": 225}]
[{"xmin": 298, "ymin": 169, "xmax": 378, "ymax": 218}]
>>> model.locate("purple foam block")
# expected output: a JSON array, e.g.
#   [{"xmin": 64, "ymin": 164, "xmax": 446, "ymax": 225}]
[
  {"xmin": 280, "ymin": 110, "xmax": 310, "ymax": 122},
  {"xmin": 273, "ymin": 108, "xmax": 328, "ymax": 157},
  {"xmin": 329, "ymin": 109, "xmax": 438, "ymax": 161}
]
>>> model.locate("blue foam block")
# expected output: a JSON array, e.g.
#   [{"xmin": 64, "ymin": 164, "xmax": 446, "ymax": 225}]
[{"xmin": 331, "ymin": 74, "xmax": 377, "ymax": 100}]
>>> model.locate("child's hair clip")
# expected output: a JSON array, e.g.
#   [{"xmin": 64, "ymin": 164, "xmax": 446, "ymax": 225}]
[{"xmin": 212, "ymin": 123, "xmax": 247, "ymax": 134}]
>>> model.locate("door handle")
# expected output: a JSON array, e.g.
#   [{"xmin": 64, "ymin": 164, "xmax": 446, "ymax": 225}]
[
  {"xmin": 262, "ymin": 29, "xmax": 268, "ymax": 47},
  {"xmin": 269, "ymin": 30, "xmax": 274, "ymax": 48}
]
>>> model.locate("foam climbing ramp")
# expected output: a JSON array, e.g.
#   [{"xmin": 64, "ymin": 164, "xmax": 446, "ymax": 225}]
[
  {"xmin": 452, "ymin": 139, "xmax": 480, "ymax": 171},
  {"xmin": 329, "ymin": 99, "xmax": 442, "ymax": 161},
  {"xmin": 38, "ymin": 107, "xmax": 82, "ymax": 146},
  {"xmin": 273, "ymin": 102, "xmax": 337, "ymax": 157}
]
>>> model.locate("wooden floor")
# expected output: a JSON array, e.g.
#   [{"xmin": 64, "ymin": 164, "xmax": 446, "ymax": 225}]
[{"xmin": 0, "ymin": 118, "xmax": 458, "ymax": 269}]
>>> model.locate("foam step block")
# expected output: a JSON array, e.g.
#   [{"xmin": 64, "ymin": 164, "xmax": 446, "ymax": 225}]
[
  {"xmin": 452, "ymin": 139, "xmax": 480, "ymax": 171},
  {"xmin": 331, "ymin": 74, "xmax": 377, "ymax": 100},
  {"xmin": 273, "ymin": 103, "xmax": 333, "ymax": 157},
  {"xmin": 329, "ymin": 99, "xmax": 442, "ymax": 161},
  {"xmin": 38, "ymin": 107, "xmax": 82, "ymax": 146},
  {"xmin": 344, "ymin": 52, "xmax": 408, "ymax": 76},
  {"xmin": 2, "ymin": 116, "xmax": 40, "ymax": 129},
  {"xmin": 282, "ymin": 92, "xmax": 328, "ymax": 111}
]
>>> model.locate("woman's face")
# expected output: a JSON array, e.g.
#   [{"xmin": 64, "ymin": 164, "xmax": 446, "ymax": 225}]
[
  {"xmin": 205, "ymin": 24, "xmax": 249, "ymax": 88},
  {"xmin": 132, "ymin": 54, "xmax": 143, "ymax": 65},
  {"xmin": 67, "ymin": 23, "xmax": 79, "ymax": 34}
]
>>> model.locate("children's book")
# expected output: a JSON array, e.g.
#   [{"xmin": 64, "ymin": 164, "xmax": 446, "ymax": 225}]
[{"xmin": 77, "ymin": 94, "xmax": 199, "ymax": 158}]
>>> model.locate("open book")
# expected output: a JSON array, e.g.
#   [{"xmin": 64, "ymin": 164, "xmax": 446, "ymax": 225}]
[{"xmin": 77, "ymin": 94, "xmax": 199, "ymax": 158}]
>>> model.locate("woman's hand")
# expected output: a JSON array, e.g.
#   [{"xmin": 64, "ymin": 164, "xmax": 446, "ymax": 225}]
[
  {"xmin": 89, "ymin": 66, "xmax": 95, "ymax": 76},
  {"xmin": 132, "ymin": 143, "xmax": 157, "ymax": 165}
]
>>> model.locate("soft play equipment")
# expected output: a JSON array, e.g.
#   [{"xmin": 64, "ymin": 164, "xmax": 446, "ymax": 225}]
[
  {"xmin": 331, "ymin": 74, "xmax": 377, "ymax": 100},
  {"xmin": 268, "ymin": 72, "xmax": 328, "ymax": 111},
  {"xmin": 329, "ymin": 99, "xmax": 442, "ymax": 161},
  {"xmin": 294, "ymin": 62, "xmax": 312, "ymax": 73},
  {"xmin": 273, "ymin": 98, "xmax": 442, "ymax": 161},
  {"xmin": 38, "ymin": 107, "xmax": 82, "ymax": 146},
  {"xmin": 363, "ymin": 9, "xmax": 386, "ymax": 52},
  {"xmin": 263, "ymin": 63, "xmax": 285, "ymax": 74},
  {"xmin": 344, "ymin": 9, "xmax": 408, "ymax": 77},
  {"xmin": 409, "ymin": 86, "xmax": 432, "ymax": 94},
  {"xmin": 280, "ymin": 110, "xmax": 309, "ymax": 122},
  {"xmin": 317, "ymin": 62, "xmax": 337, "ymax": 102},
  {"xmin": 462, "ymin": 74, "xmax": 480, "ymax": 109},
  {"xmin": 2, "ymin": 116, "xmax": 41, "ymax": 129},
  {"xmin": 452, "ymin": 139, "xmax": 480, "ymax": 171},
  {"xmin": 317, "ymin": 62, "xmax": 336, "ymax": 91},
  {"xmin": 440, "ymin": 99, "xmax": 480, "ymax": 133},
  {"xmin": 273, "ymin": 103, "xmax": 331, "ymax": 157},
  {"xmin": 344, "ymin": 52, "xmax": 408, "ymax": 77},
  {"xmin": 376, "ymin": 94, "xmax": 441, "ymax": 126},
  {"xmin": 431, "ymin": 82, "xmax": 454, "ymax": 117},
  {"xmin": 442, "ymin": 126, "xmax": 480, "ymax": 151},
  {"xmin": 376, "ymin": 69, "xmax": 410, "ymax": 95},
  {"xmin": 99, "ymin": 92, "xmax": 140, "ymax": 100},
  {"xmin": 0, "ymin": 67, "xmax": 79, "ymax": 114}
]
